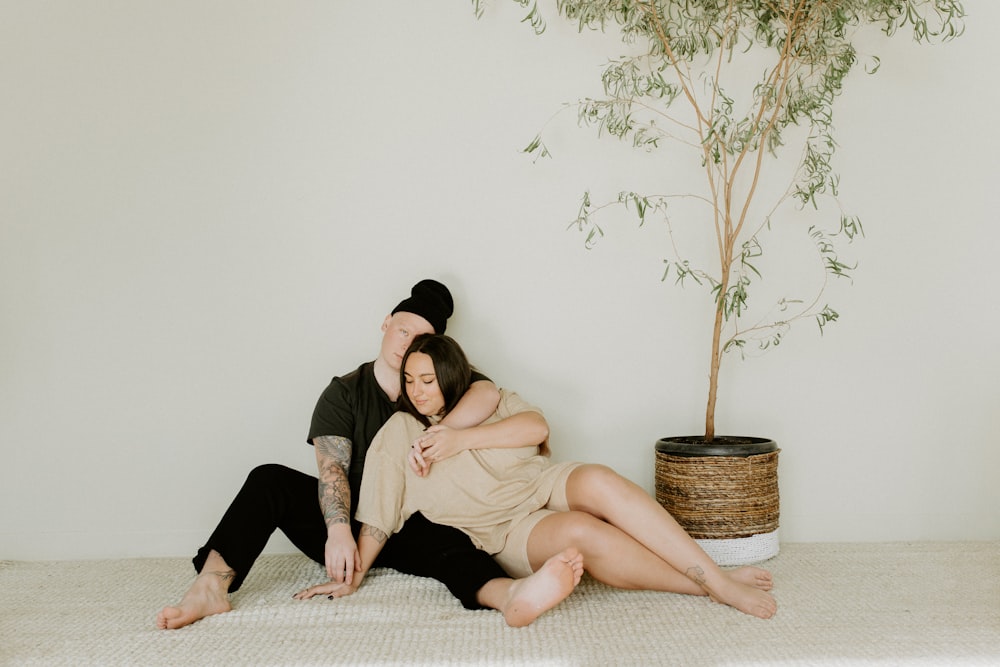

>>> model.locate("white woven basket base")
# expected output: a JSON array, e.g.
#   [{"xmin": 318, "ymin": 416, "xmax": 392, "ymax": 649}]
[{"xmin": 696, "ymin": 529, "xmax": 780, "ymax": 566}]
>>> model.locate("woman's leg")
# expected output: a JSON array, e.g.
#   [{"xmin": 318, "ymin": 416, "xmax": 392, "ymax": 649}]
[
  {"xmin": 558, "ymin": 464, "xmax": 777, "ymax": 619},
  {"xmin": 526, "ymin": 510, "xmax": 704, "ymax": 595}
]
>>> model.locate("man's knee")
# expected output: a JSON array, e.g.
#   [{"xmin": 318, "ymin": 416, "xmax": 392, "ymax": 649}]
[{"xmin": 245, "ymin": 463, "xmax": 295, "ymax": 488}]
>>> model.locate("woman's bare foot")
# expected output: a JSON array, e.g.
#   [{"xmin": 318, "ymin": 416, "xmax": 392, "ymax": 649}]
[
  {"xmin": 726, "ymin": 566, "xmax": 773, "ymax": 591},
  {"xmin": 710, "ymin": 581, "xmax": 777, "ymax": 619},
  {"xmin": 503, "ymin": 548, "xmax": 584, "ymax": 627},
  {"xmin": 156, "ymin": 570, "xmax": 235, "ymax": 630},
  {"xmin": 686, "ymin": 565, "xmax": 777, "ymax": 619}
]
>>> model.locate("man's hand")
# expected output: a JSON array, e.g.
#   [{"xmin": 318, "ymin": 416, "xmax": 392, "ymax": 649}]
[
  {"xmin": 408, "ymin": 424, "xmax": 466, "ymax": 476},
  {"xmin": 324, "ymin": 522, "xmax": 360, "ymax": 584},
  {"xmin": 297, "ymin": 524, "xmax": 385, "ymax": 599}
]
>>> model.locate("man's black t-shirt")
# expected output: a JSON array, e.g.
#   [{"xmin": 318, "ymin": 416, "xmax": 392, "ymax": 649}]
[{"xmin": 308, "ymin": 361, "xmax": 395, "ymax": 520}]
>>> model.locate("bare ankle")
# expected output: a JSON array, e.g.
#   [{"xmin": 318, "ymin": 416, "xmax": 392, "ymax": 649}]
[{"xmin": 196, "ymin": 568, "xmax": 236, "ymax": 594}]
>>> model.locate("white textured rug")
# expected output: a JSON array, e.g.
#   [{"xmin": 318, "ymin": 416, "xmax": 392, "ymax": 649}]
[{"xmin": 1, "ymin": 542, "xmax": 998, "ymax": 666}]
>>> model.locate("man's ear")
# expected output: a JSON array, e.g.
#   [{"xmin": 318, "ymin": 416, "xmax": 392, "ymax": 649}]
[{"xmin": 381, "ymin": 314, "xmax": 392, "ymax": 332}]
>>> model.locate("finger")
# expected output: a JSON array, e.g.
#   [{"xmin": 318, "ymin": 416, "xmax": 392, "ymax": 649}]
[
  {"xmin": 411, "ymin": 458, "xmax": 426, "ymax": 477},
  {"xmin": 294, "ymin": 585, "xmax": 320, "ymax": 600},
  {"xmin": 413, "ymin": 447, "xmax": 429, "ymax": 468},
  {"xmin": 332, "ymin": 557, "xmax": 346, "ymax": 584}
]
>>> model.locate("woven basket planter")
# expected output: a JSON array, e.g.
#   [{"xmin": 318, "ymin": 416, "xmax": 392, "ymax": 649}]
[{"xmin": 655, "ymin": 436, "xmax": 780, "ymax": 565}]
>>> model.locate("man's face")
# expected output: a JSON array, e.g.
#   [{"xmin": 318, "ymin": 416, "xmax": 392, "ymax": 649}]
[{"xmin": 380, "ymin": 312, "xmax": 435, "ymax": 371}]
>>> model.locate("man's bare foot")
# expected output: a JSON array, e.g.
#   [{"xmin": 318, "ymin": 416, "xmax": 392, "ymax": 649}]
[
  {"xmin": 503, "ymin": 548, "xmax": 584, "ymax": 628},
  {"xmin": 726, "ymin": 566, "xmax": 773, "ymax": 591},
  {"xmin": 156, "ymin": 570, "xmax": 235, "ymax": 630}
]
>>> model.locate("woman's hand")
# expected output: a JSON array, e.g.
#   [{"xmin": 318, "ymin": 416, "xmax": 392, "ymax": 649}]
[
  {"xmin": 408, "ymin": 424, "xmax": 465, "ymax": 476},
  {"xmin": 293, "ymin": 575, "xmax": 363, "ymax": 601}
]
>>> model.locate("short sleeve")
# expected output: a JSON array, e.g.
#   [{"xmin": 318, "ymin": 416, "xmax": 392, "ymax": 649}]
[
  {"xmin": 495, "ymin": 389, "xmax": 543, "ymax": 420},
  {"xmin": 354, "ymin": 414, "xmax": 412, "ymax": 537},
  {"xmin": 307, "ymin": 377, "xmax": 354, "ymax": 445}
]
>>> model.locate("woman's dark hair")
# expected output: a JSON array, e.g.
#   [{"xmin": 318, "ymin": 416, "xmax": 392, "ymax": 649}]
[{"xmin": 398, "ymin": 334, "xmax": 472, "ymax": 427}]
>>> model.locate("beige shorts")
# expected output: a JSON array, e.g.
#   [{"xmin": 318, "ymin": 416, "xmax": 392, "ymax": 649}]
[{"xmin": 493, "ymin": 462, "xmax": 583, "ymax": 578}]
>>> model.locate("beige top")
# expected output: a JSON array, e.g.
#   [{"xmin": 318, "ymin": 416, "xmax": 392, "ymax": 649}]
[{"xmin": 355, "ymin": 389, "xmax": 573, "ymax": 555}]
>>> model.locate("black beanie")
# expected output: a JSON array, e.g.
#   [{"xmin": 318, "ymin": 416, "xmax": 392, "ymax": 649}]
[{"xmin": 391, "ymin": 279, "xmax": 454, "ymax": 334}]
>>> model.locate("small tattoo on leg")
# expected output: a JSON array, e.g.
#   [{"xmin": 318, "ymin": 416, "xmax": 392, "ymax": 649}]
[{"xmin": 685, "ymin": 565, "xmax": 706, "ymax": 586}]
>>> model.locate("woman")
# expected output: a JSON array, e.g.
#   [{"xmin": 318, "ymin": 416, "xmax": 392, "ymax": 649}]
[{"xmin": 298, "ymin": 334, "xmax": 777, "ymax": 620}]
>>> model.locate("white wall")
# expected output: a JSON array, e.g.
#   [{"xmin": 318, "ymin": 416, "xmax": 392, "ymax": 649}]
[{"xmin": 2, "ymin": 1, "xmax": 997, "ymax": 560}]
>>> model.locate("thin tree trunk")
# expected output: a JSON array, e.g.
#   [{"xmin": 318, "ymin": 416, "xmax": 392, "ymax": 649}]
[{"xmin": 705, "ymin": 259, "xmax": 729, "ymax": 442}]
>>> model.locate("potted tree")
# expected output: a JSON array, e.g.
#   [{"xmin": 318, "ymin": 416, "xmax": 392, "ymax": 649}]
[{"xmin": 477, "ymin": 0, "xmax": 966, "ymax": 563}]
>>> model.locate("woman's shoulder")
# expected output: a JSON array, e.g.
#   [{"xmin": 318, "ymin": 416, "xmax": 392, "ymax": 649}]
[
  {"xmin": 497, "ymin": 388, "xmax": 543, "ymax": 418},
  {"xmin": 373, "ymin": 411, "xmax": 426, "ymax": 448}
]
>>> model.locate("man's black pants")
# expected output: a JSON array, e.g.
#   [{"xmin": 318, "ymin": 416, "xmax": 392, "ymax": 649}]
[{"xmin": 192, "ymin": 463, "xmax": 508, "ymax": 609}]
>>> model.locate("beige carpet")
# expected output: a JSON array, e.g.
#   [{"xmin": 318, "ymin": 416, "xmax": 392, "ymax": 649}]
[{"xmin": 1, "ymin": 542, "xmax": 997, "ymax": 666}]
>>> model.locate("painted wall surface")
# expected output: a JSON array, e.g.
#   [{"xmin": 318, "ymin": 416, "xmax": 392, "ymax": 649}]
[{"xmin": 2, "ymin": 2, "xmax": 997, "ymax": 560}]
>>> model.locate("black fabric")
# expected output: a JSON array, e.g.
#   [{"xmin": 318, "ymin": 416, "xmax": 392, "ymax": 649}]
[
  {"xmin": 194, "ymin": 464, "xmax": 507, "ymax": 608},
  {"xmin": 391, "ymin": 279, "xmax": 453, "ymax": 334},
  {"xmin": 194, "ymin": 464, "xmax": 324, "ymax": 593},
  {"xmin": 374, "ymin": 512, "xmax": 508, "ymax": 608}
]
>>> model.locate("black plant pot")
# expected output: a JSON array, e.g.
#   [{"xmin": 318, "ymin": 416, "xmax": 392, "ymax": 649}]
[{"xmin": 654, "ymin": 436, "xmax": 780, "ymax": 565}]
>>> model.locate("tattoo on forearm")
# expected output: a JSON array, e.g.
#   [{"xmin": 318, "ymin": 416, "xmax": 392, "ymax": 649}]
[
  {"xmin": 315, "ymin": 435, "xmax": 352, "ymax": 468},
  {"xmin": 360, "ymin": 524, "xmax": 389, "ymax": 545},
  {"xmin": 685, "ymin": 565, "xmax": 707, "ymax": 586},
  {"xmin": 314, "ymin": 435, "xmax": 353, "ymax": 527}
]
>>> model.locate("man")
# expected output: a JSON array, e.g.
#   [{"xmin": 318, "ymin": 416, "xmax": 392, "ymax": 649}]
[{"xmin": 156, "ymin": 279, "xmax": 582, "ymax": 630}]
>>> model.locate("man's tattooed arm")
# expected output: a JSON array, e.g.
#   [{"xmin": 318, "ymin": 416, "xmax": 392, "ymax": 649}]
[{"xmin": 313, "ymin": 435, "xmax": 353, "ymax": 529}]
